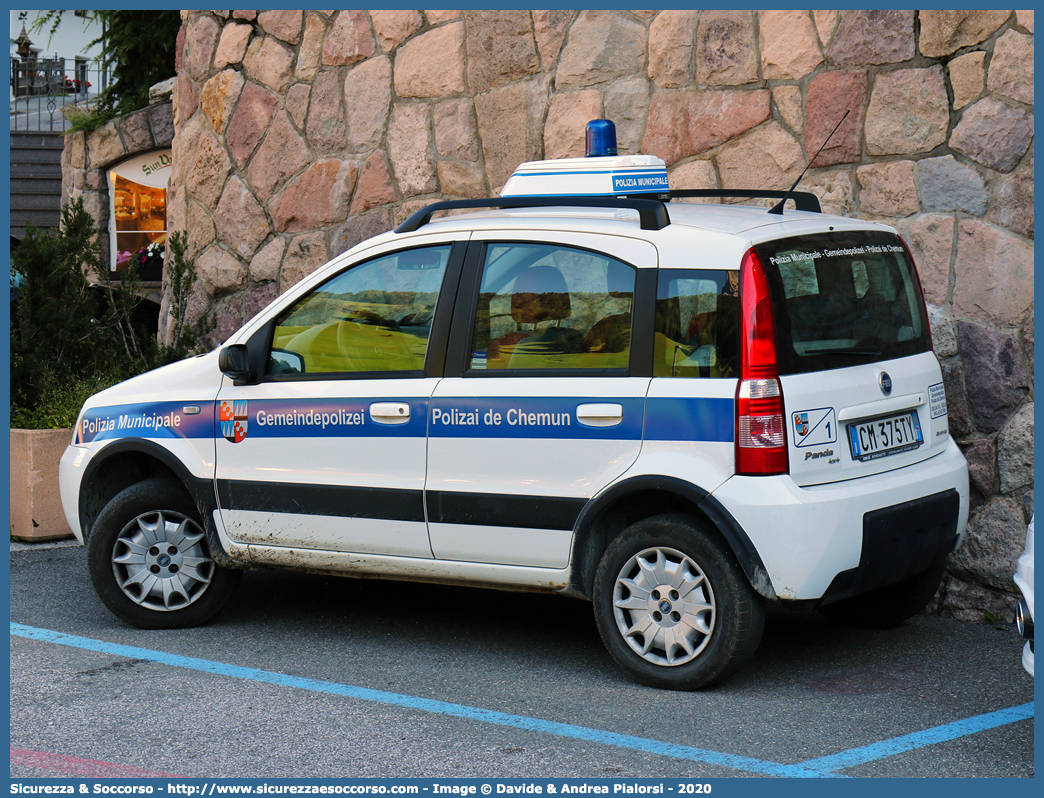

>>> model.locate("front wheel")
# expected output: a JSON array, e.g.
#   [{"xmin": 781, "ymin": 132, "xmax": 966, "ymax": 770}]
[
  {"xmin": 87, "ymin": 479, "xmax": 241, "ymax": 629},
  {"xmin": 592, "ymin": 514, "xmax": 765, "ymax": 690}
]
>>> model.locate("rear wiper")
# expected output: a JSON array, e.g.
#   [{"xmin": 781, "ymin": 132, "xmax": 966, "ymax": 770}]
[{"xmin": 804, "ymin": 345, "xmax": 882, "ymax": 356}]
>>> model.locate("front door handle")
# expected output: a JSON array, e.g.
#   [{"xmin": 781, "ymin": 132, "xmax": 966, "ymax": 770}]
[{"xmin": 370, "ymin": 402, "xmax": 411, "ymax": 425}]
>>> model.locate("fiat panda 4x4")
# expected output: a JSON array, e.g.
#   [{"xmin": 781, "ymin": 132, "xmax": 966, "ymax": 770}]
[{"xmin": 60, "ymin": 122, "xmax": 969, "ymax": 689}]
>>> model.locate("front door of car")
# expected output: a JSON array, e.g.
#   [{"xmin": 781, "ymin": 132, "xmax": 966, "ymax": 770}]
[
  {"xmin": 426, "ymin": 232, "xmax": 657, "ymax": 569},
  {"xmin": 214, "ymin": 241, "xmax": 464, "ymax": 559}
]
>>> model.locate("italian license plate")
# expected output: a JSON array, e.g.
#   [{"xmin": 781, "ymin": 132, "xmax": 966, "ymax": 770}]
[{"xmin": 847, "ymin": 411, "xmax": 923, "ymax": 462}]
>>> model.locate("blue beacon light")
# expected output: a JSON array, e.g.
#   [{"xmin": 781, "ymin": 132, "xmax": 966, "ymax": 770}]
[{"xmin": 585, "ymin": 119, "xmax": 618, "ymax": 157}]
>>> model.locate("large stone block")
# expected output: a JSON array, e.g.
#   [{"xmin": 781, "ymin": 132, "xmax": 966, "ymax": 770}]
[
  {"xmin": 214, "ymin": 22, "xmax": 252, "ymax": 69},
  {"xmin": 642, "ymin": 90, "xmax": 770, "ymax": 166},
  {"xmin": 306, "ymin": 69, "xmax": 347, "ymax": 153},
  {"xmin": 773, "ymin": 86, "xmax": 803, "ymax": 134},
  {"xmin": 371, "ymin": 10, "xmax": 422, "ymax": 51},
  {"xmin": 249, "ymin": 236, "xmax": 286, "ymax": 283},
  {"xmin": 149, "ymin": 103, "xmax": 175, "ymax": 146},
  {"xmin": 695, "ymin": 10, "xmax": 757, "ymax": 87},
  {"xmin": 952, "ymin": 220, "xmax": 1034, "ymax": 328},
  {"xmin": 919, "ymin": 10, "xmax": 1010, "ymax": 57},
  {"xmin": 957, "ymin": 322, "xmax": 1029, "ymax": 434},
  {"xmin": 667, "ymin": 160, "xmax": 717, "ymax": 194},
  {"xmin": 949, "ymin": 98, "xmax": 1033, "ymax": 173},
  {"xmin": 322, "ymin": 10, "xmax": 374, "ymax": 66},
  {"xmin": 544, "ymin": 91, "xmax": 602, "ymax": 160},
  {"xmin": 395, "ymin": 22, "xmax": 465, "ymax": 98},
  {"xmin": 227, "ymin": 82, "xmax": 279, "ymax": 168},
  {"xmin": 185, "ymin": 127, "xmax": 231, "ymax": 209},
  {"xmin": 280, "ymin": 232, "xmax": 329, "ymax": 291},
  {"xmin": 947, "ymin": 497, "xmax": 1026, "ymax": 593},
  {"xmin": 805, "ymin": 70, "xmax": 866, "ymax": 165},
  {"xmin": 465, "ymin": 11, "xmax": 538, "ymax": 94},
  {"xmin": 183, "ymin": 14, "xmax": 220, "ymax": 82},
  {"xmin": 388, "ymin": 103, "xmax": 437, "ymax": 197},
  {"xmin": 344, "ymin": 56, "xmax": 392, "ymax": 153},
  {"xmin": 533, "ymin": 10, "xmax": 573, "ymax": 70},
  {"xmin": 215, "ymin": 177, "xmax": 271, "ymax": 260},
  {"xmin": 270, "ymin": 159, "xmax": 358, "ymax": 233},
  {"xmin": 437, "ymin": 159, "xmax": 487, "ymax": 198},
  {"xmin": 331, "ymin": 208, "xmax": 392, "ymax": 258},
  {"xmin": 296, "ymin": 14, "xmax": 326, "ymax": 81},
  {"xmin": 258, "ymin": 10, "xmax": 303, "ymax": 45},
  {"xmin": 717, "ymin": 122, "xmax": 805, "ymax": 192},
  {"xmin": 351, "ymin": 151, "xmax": 396, "ymax": 213},
  {"xmin": 759, "ymin": 10, "xmax": 822, "ymax": 80},
  {"xmin": 648, "ymin": 9, "xmax": 697, "ymax": 89},
  {"xmin": 918, "ymin": 155, "xmax": 988, "ymax": 216},
  {"xmin": 200, "ymin": 69, "xmax": 245, "ymax": 136},
  {"xmin": 948, "ymin": 51, "xmax": 985, "ymax": 110},
  {"xmin": 960, "ymin": 437, "xmax": 996, "ymax": 509},
  {"xmin": 185, "ymin": 198, "xmax": 217, "ymax": 260},
  {"xmin": 286, "ymin": 83, "xmax": 311, "ymax": 128},
  {"xmin": 803, "ymin": 169, "xmax": 855, "ymax": 217},
  {"xmin": 992, "ymin": 159, "xmax": 1034, "ymax": 240},
  {"xmin": 927, "ymin": 304, "xmax": 958, "ymax": 359},
  {"xmin": 865, "ymin": 66, "xmax": 949, "ymax": 156},
  {"xmin": 987, "ymin": 30, "xmax": 1034, "ymax": 107},
  {"xmin": 424, "ymin": 11, "xmax": 461, "ymax": 25},
  {"xmin": 475, "ymin": 79, "xmax": 547, "ymax": 191},
  {"xmin": 197, "ymin": 244, "xmax": 246, "ymax": 297},
  {"xmin": 998, "ymin": 403, "xmax": 1034, "ymax": 494},
  {"xmin": 907, "ymin": 214, "xmax": 955, "ymax": 306},
  {"xmin": 555, "ymin": 11, "xmax": 647, "ymax": 90},
  {"xmin": 245, "ymin": 110, "xmax": 311, "ymax": 202},
  {"xmin": 603, "ymin": 78, "xmax": 651, "ymax": 155},
  {"xmin": 87, "ymin": 121, "xmax": 126, "ymax": 169},
  {"xmin": 827, "ymin": 9, "xmax": 915, "ymax": 65},
  {"xmin": 940, "ymin": 575, "xmax": 1017, "ymax": 623},
  {"xmin": 434, "ymin": 98, "xmax": 479, "ymax": 161},
  {"xmin": 941, "ymin": 363, "xmax": 974, "ymax": 437},
  {"xmin": 117, "ymin": 108, "xmax": 154, "ymax": 153},
  {"xmin": 243, "ymin": 35, "xmax": 294, "ymax": 93},
  {"xmin": 857, "ymin": 160, "xmax": 917, "ymax": 217}
]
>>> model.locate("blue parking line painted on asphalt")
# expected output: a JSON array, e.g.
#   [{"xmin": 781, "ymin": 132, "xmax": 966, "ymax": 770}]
[
  {"xmin": 11, "ymin": 622, "xmax": 1033, "ymax": 777},
  {"xmin": 799, "ymin": 702, "xmax": 1035, "ymax": 773},
  {"xmin": 10, "ymin": 622, "xmax": 837, "ymax": 778}
]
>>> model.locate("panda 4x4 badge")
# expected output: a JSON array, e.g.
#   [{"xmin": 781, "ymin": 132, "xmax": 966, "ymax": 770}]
[{"xmin": 220, "ymin": 401, "xmax": 248, "ymax": 443}]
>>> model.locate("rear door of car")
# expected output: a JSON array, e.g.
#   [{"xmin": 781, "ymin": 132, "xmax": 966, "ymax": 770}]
[
  {"xmin": 752, "ymin": 229, "xmax": 947, "ymax": 487},
  {"xmin": 425, "ymin": 230, "xmax": 657, "ymax": 568}
]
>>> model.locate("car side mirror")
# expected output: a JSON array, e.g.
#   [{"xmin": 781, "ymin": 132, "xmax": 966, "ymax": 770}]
[{"xmin": 218, "ymin": 344, "xmax": 252, "ymax": 382}]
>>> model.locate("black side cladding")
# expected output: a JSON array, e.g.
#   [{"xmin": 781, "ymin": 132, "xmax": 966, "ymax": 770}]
[{"xmin": 820, "ymin": 489, "xmax": 961, "ymax": 605}]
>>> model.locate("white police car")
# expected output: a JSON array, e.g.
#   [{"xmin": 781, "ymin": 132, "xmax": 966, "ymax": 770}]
[{"xmin": 59, "ymin": 121, "xmax": 969, "ymax": 689}]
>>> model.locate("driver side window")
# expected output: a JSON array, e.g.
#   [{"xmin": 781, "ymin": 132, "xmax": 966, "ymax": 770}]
[{"xmin": 267, "ymin": 246, "xmax": 450, "ymax": 377}]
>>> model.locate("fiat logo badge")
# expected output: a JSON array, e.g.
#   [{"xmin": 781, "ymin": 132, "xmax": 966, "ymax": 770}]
[{"xmin": 879, "ymin": 372, "xmax": 893, "ymax": 396}]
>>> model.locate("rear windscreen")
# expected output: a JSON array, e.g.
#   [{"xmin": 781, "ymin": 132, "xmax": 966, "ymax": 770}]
[{"xmin": 754, "ymin": 231, "xmax": 930, "ymax": 375}]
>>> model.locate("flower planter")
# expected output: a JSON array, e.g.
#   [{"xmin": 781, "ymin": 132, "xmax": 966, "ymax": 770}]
[{"xmin": 9, "ymin": 428, "xmax": 75, "ymax": 542}]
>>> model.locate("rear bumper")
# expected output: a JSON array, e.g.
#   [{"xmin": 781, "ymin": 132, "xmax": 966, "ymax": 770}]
[{"xmin": 710, "ymin": 438, "xmax": 968, "ymax": 600}]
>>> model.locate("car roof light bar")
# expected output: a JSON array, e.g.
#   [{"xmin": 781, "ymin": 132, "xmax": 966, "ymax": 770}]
[
  {"xmin": 394, "ymin": 195, "xmax": 672, "ymax": 234},
  {"xmin": 670, "ymin": 189, "xmax": 822, "ymax": 214}
]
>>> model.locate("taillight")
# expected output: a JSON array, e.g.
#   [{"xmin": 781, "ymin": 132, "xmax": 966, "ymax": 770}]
[{"xmin": 736, "ymin": 248, "xmax": 788, "ymax": 475}]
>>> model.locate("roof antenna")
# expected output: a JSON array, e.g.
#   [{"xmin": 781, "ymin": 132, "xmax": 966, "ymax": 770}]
[{"xmin": 768, "ymin": 110, "xmax": 849, "ymax": 216}]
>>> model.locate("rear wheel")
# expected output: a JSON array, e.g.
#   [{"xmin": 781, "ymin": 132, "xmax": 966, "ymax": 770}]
[
  {"xmin": 818, "ymin": 557, "xmax": 947, "ymax": 629},
  {"xmin": 87, "ymin": 479, "xmax": 241, "ymax": 629},
  {"xmin": 592, "ymin": 514, "xmax": 765, "ymax": 690}
]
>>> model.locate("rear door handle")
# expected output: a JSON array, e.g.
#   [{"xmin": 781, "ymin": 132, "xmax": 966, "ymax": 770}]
[
  {"xmin": 369, "ymin": 402, "xmax": 411, "ymax": 425},
  {"xmin": 576, "ymin": 403, "xmax": 624, "ymax": 427}
]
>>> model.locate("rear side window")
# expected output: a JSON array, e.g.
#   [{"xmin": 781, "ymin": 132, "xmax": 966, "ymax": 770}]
[
  {"xmin": 654, "ymin": 270, "xmax": 739, "ymax": 378},
  {"xmin": 468, "ymin": 243, "xmax": 635, "ymax": 373},
  {"xmin": 754, "ymin": 231, "xmax": 930, "ymax": 375}
]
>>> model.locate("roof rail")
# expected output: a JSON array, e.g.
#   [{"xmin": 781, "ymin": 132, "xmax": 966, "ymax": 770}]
[
  {"xmin": 393, "ymin": 195, "xmax": 672, "ymax": 234},
  {"xmin": 669, "ymin": 189, "xmax": 822, "ymax": 213}
]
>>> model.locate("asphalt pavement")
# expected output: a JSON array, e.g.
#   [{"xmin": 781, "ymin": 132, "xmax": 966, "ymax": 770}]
[{"xmin": 9, "ymin": 541, "xmax": 1035, "ymax": 780}]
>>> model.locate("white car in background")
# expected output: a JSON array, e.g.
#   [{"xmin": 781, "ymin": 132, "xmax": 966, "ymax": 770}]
[{"xmin": 1014, "ymin": 515, "xmax": 1034, "ymax": 677}]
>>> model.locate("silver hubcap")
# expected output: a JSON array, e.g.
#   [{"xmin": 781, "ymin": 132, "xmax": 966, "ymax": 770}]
[
  {"xmin": 111, "ymin": 510, "xmax": 214, "ymax": 612},
  {"xmin": 612, "ymin": 546, "xmax": 715, "ymax": 667}
]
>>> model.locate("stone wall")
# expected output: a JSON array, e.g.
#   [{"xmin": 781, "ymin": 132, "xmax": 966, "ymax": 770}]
[{"xmin": 167, "ymin": 9, "xmax": 1033, "ymax": 620}]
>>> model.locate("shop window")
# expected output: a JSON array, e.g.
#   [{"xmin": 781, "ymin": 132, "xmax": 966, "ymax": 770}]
[{"xmin": 108, "ymin": 150, "xmax": 171, "ymax": 279}]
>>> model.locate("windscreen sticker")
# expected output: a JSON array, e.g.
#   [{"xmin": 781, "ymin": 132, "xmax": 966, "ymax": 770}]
[
  {"xmin": 792, "ymin": 407, "xmax": 837, "ymax": 449},
  {"xmin": 768, "ymin": 243, "xmax": 905, "ymax": 266}
]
